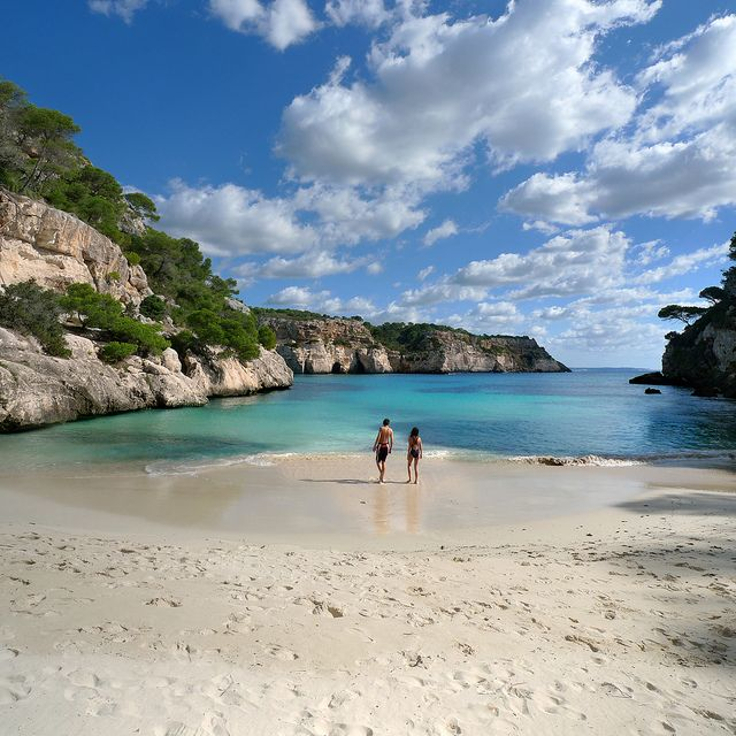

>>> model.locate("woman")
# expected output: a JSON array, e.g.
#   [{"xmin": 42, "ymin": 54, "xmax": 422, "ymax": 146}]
[{"xmin": 406, "ymin": 427, "xmax": 423, "ymax": 484}]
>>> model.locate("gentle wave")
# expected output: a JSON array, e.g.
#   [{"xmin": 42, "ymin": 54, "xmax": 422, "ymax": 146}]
[
  {"xmin": 508, "ymin": 450, "xmax": 736, "ymax": 467},
  {"xmin": 145, "ymin": 453, "xmax": 284, "ymax": 476},
  {"xmin": 507, "ymin": 454, "xmax": 643, "ymax": 467},
  {"xmin": 145, "ymin": 447, "xmax": 736, "ymax": 476}
]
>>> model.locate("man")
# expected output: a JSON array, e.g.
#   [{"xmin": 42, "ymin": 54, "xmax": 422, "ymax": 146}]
[{"xmin": 373, "ymin": 418, "xmax": 393, "ymax": 484}]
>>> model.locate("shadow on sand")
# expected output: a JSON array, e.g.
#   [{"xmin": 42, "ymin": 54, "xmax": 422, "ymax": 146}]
[
  {"xmin": 299, "ymin": 478, "xmax": 408, "ymax": 485},
  {"xmin": 610, "ymin": 489, "xmax": 736, "ymax": 668},
  {"xmin": 617, "ymin": 491, "xmax": 736, "ymax": 517}
]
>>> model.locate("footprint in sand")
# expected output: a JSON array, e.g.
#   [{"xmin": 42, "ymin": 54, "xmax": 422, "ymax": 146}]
[
  {"xmin": 301, "ymin": 714, "xmax": 373, "ymax": 736},
  {"xmin": 0, "ymin": 647, "xmax": 19, "ymax": 661},
  {"xmin": 146, "ymin": 597, "xmax": 183, "ymax": 608},
  {"xmin": 0, "ymin": 675, "xmax": 32, "ymax": 704},
  {"xmin": 265, "ymin": 644, "xmax": 299, "ymax": 661}
]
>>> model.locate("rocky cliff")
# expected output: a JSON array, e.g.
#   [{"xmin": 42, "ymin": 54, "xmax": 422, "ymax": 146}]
[
  {"xmin": 0, "ymin": 327, "xmax": 293, "ymax": 431},
  {"xmin": 0, "ymin": 189, "xmax": 150, "ymax": 307},
  {"xmin": 0, "ymin": 191, "xmax": 293, "ymax": 431},
  {"xmin": 661, "ymin": 301, "xmax": 736, "ymax": 397},
  {"xmin": 260, "ymin": 315, "xmax": 569, "ymax": 374}
]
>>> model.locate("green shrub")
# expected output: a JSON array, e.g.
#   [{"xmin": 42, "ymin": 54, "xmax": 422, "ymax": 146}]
[
  {"xmin": 126, "ymin": 252, "xmax": 141, "ymax": 267},
  {"xmin": 109, "ymin": 317, "xmax": 169, "ymax": 355},
  {"xmin": 60, "ymin": 282, "xmax": 169, "ymax": 355},
  {"xmin": 258, "ymin": 325, "xmax": 277, "ymax": 350},
  {"xmin": 99, "ymin": 341, "xmax": 137, "ymax": 363},
  {"xmin": 139, "ymin": 294, "xmax": 167, "ymax": 321},
  {"xmin": 107, "ymin": 271, "xmax": 121, "ymax": 282},
  {"xmin": 170, "ymin": 330, "xmax": 199, "ymax": 358},
  {"xmin": 186, "ymin": 309, "xmax": 225, "ymax": 346},
  {"xmin": 0, "ymin": 280, "xmax": 70, "ymax": 357}
]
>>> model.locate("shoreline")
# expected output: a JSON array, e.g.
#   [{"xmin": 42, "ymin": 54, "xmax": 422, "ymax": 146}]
[
  {"xmin": 0, "ymin": 455, "xmax": 733, "ymax": 548},
  {"xmin": 1, "ymin": 464, "xmax": 735, "ymax": 734}
]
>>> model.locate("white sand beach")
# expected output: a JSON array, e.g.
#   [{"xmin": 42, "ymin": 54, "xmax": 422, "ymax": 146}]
[{"xmin": 1, "ymin": 458, "xmax": 735, "ymax": 735}]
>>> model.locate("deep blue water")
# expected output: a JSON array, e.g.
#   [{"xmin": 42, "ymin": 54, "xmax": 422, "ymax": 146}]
[{"xmin": 0, "ymin": 369, "xmax": 734, "ymax": 474}]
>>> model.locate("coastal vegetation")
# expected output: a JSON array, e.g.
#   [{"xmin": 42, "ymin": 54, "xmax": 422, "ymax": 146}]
[
  {"xmin": 0, "ymin": 280, "xmax": 70, "ymax": 357},
  {"xmin": 0, "ymin": 77, "xmax": 276, "ymax": 361},
  {"xmin": 658, "ymin": 232, "xmax": 735, "ymax": 328},
  {"xmin": 649, "ymin": 232, "xmax": 736, "ymax": 396}
]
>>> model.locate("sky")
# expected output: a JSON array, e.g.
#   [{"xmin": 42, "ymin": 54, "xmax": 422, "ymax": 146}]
[{"xmin": 3, "ymin": 0, "xmax": 736, "ymax": 368}]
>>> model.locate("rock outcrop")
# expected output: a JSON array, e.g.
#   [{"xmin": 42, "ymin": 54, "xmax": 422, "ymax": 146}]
[
  {"xmin": 0, "ymin": 189, "xmax": 294, "ymax": 431},
  {"xmin": 660, "ymin": 302, "xmax": 736, "ymax": 397},
  {"xmin": 261, "ymin": 315, "xmax": 569, "ymax": 374},
  {"xmin": 265, "ymin": 317, "xmax": 393, "ymax": 374},
  {"xmin": 0, "ymin": 327, "xmax": 293, "ymax": 431},
  {"xmin": 0, "ymin": 189, "xmax": 150, "ymax": 307}
]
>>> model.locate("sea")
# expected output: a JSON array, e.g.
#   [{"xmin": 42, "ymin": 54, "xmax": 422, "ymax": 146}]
[{"xmin": 1, "ymin": 369, "xmax": 734, "ymax": 476}]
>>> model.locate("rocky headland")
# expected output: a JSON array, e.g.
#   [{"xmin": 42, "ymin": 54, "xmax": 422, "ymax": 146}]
[
  {"xmin": 0, "ymin": 190, "xmax": 293, "ymax": 431},
  {"xmin": 660, "ymin": 303, "xmax": 736, "ymax": 397},
  {"xmin": 631, "ymin": 235, "xmax": 736, "ymax": 398},
  {"xmin": 259, "ymin": 313, "xmax": 569, "ymax": 375}
]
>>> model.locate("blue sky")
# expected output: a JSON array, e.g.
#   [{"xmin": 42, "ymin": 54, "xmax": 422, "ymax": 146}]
[{"xmin": 3, "ymin": 0, "xmax": 736, "ymax": 368}]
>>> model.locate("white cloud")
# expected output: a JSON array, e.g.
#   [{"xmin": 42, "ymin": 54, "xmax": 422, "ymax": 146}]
[
  {"xmin": 502, "ymin": 126, "xmax": 736, "ymax": 224},
  {"xmin": 636, "ymin": 15, "xmax": 736, "ymax": 143},
  {"xmin": 88, "ymin": 0, "xmax": 148, "ymax": 23},
  {"xmin": 423, "ymin": 219, "xmax": 458, "ymax": 247},
  {"xmin": 366, "ymin": 261, "xmax": 384, "ymax": 274},
  {"xmin": 267, "ymin": 285, "xmax": 329, "ymax": 306},
  {"xmin": 238, "ymin": 250, "xmax": 367, "ymax": 278},
  {"xmin": 278, "ymin": 0, "xmax": 658, "ymax": 191},
  {"xmin": 447, "ymin": 301, "xmax": 523, "ymax": 332},
  {"xmin": 155, "ymin": 180, "xmax": 316, "ymax": 256},
  {"xmin": 265, "ymin": 285, "xmax": 377, "ymax": 315},
  {"xmin": 502, "ymin": 14, "xmax": 736, "ymax": 225},
  {"xmin": 417, "ymin": 265, "xmax": 434, "ymax": 281},
  {"xmin": 325, "ymin": 0, "xmax": 388, "ymax": 28},
  {"xmin": 454, "ymin": 227, "xmax": 631, "ymax": 299},
  {"xmin": 293, "ymin": 183, "xmax": 426, "ymax": 244},
  {"xmin": 208, "ymin": 0, "xmax": 317, "ymax": 50},
  {"xmin": 399, "ymin": 227, "xmax": 631, "ymax": 306},
  {"xmin": 633, "ymin": 240, "xmax": 669, "ymax": 266},
  {"xmin": 634, "ymin": 241, "xmax": 729, "ymax": 285}
]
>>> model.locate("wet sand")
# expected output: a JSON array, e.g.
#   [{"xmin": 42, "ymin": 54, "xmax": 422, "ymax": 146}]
[
  {"xmin": 1, "ymin": 459, "xmax": 735, "ymax": 735},
  {"xmin": 0, "ymin": 456, "xmax": 734, "ymax": 545}
]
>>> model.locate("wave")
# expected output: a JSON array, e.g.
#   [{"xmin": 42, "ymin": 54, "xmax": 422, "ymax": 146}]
[
  {"xmin": 507, "ymin": 449, "xmax": 736, "ymax": 467},
  {"xmin": 145, "ymin": 453, "xmax": 286, "ymax": 476},
  {"xmin": 144, "ymin": 447, "xmax": 736, "ymax": 476},
  {"xmin": 507, "ymin": 454, "xmax": 643, "ymax": 467}
]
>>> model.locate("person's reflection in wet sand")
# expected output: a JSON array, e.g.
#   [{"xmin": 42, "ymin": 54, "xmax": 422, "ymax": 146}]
[
  {"xmin": 405, "ymin": 484, "xmax": 420, "ymax": 534},
  {"xmin": 373, "ymin": 484, "xmax": 390, "ymax": 535},
  {"xmin": 370, "ymin": 483, "xmax": 422, "ymax": 535}
]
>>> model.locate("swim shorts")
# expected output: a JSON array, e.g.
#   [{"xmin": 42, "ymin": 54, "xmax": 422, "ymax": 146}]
[{"xmin": 377, "ymin": 444, "xmax": 389, "ymax": 462}]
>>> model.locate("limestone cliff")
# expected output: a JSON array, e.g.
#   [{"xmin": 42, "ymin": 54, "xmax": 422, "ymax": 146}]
[
  {"xmin": 0, "ymin": 189, "xmax": 150, "ymax": 307},
  {"xmin": 263, "ymin": 317, "xmax": 392, "ymax": 374},
  {"xmin": 0, "ymin": 327, "xmax": 293, "ymax": 431},
  {"xmin": 0, "ymin": 190, "xmax": 293, "ymax": 431},
  {"xmin": 661, "ymin": 301, "xmax": 736, "ymax": 397},
  {"xmin": 260, "ymin": 315, "xmax": 569, "ymax": 374}
]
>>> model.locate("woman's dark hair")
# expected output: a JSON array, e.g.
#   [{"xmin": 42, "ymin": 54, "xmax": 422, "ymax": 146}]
[{"xmin": 410, "ymin": 427, "xmax": 419, "ymax": 437}]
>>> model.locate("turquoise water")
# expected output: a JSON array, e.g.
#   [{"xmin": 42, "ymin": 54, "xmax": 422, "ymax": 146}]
[{"xmin": 0, "ymin": 369, "xmax": 734, "ymax": 474}]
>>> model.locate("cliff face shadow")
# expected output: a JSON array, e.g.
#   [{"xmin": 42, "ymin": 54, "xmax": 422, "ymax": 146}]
[
  {"xmin": 617, "ymin": 492, "xmax": 736, "ymax": 517},
  {"xmin": 606, "ymin": 490, "xmax": 736, "ymax": 668}
]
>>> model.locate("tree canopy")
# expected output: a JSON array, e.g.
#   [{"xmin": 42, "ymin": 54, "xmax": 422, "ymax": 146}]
[{"xmin": 0, "ymin": 76, "xmax": 275, "ymax": 363}]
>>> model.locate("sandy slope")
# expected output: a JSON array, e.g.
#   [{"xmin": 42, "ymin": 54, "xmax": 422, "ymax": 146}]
[{"xmin": 1, "ymin": 468, "xmax": 735, "ymax": 735}]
